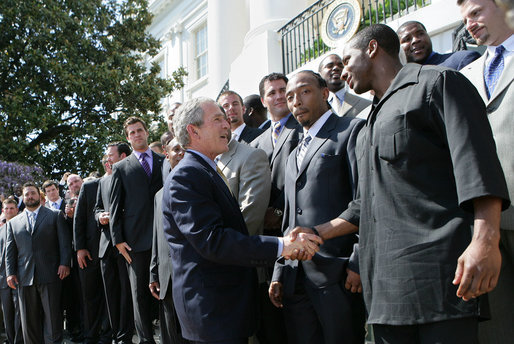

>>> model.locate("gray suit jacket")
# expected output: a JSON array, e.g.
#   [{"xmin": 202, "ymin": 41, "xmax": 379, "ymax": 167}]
[
  {"xmin": 6, "ymin": 207, "xmax": 71, "ymax": 286},
  {"xmin": 0, "ymin": 224, "xmax": 9, "ymax": 289},
  {"xmin": 461, "ymin": 51, "xmax": 514, "ymax": 230},
  {"xmin": 149, "ymin": 188, "xmax": 172, "ymax": 299},
  {"xmin": 333, "ymin": 92, "xmax": 372, "ymax": 119},
  {"xmin": 218, "ymin": 140, "xmax": 271, "ymax": 236},
  {"xmin": 273, "ymin": 113, "xmax": 364, "ymax": 295}
]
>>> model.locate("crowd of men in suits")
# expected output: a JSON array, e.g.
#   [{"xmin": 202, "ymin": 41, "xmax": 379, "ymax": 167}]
[{"xmin": 0, "ymin": 1, "xmax": 512, "ymax": 343}]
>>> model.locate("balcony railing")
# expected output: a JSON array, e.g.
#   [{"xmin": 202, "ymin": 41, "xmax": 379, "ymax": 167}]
[{"xmin": 278, "ymin": 0, "xmax": 431, "ymax": 74}]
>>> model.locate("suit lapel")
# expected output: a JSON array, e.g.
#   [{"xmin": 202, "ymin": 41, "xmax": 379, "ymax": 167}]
[
  {"xmin": 128, "ymin": 152, "xmax": 150, "ymax": 184},
  {"xmin": 32, "ymin": 206, "xmax": 48, "ymax": 235},
  {"xmin": 463, "ymin": 54, "xmax": 488, "ymax": 102},
  {"xmin": 297, "ymin": 113, "xmax": 336, "ymax": 177},
  {"xmin": 271, "ymin": 115, "xmax": 296, "ymax": 165},
  {"xmin": 218, "ymin": 140, "xmax": 237, "ymax": 173},
  {"xmin": 150, "ymin": 151, "xmax": 164, "ymax": 186}
]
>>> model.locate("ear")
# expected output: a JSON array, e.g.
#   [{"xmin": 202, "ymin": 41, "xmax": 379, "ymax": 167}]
[
  {"xmin": 368, "ymin": 39, "xmax": 379, "ymax": 58},
  {"xmin": 186, "ymin": 124, "xmax": 198, "ymax": 138},
  {"xmin": 322, "ymin": 87, "xmax": 330, "ymax": 102}
]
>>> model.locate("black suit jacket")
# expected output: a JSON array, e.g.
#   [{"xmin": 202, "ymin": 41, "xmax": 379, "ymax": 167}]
[
  {"xmin": 0, "ymin": 224, "xmax": 9, "ymax": 289},
  {"xmin": 273, "ymin": 113, "xmax": 363, "ymax": 295},
  {"xmin": 424, "ymin": 50, "xmax": 481, "ymax": 71},
  {"xmin": 238, "ymin": 125, "xmax": 263, "ymax": 144},
  {"xmin": 162, "ymin": 151, "xmax": 279, "ymax": 342},
  {"xmin": 110, "ymin": 151, "xmax": 164, "ymax": 253},
  {"xmin": 251, "ymin": 114, "xmax": 302, "ymax": 211},
  {"xmin": 73, "ymin": 179, "xmax": 100, "ymax": 258}
]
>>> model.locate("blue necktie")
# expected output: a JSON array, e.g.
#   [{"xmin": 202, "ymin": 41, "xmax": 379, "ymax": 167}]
[
  {"xmin": 140, "ymin": 152, "xmax": 152, "ymax": 178},
  {"xmin": 272, "ymin": 122, "xmax": 282, "ymax": 146},
  {"xmin": 484, "ymin": 45, "xmax": 505, "ymax": 99}
]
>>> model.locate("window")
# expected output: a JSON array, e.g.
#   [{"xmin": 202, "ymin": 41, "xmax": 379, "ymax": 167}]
[{"xmin": 195, "ymin": 24, "xmax": 208, "ymax": 79}]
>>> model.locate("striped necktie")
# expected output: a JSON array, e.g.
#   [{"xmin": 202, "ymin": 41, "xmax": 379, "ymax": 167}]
[
  {"xmin": 28, "ymin": 211, "xmax": 36, "ymax": 234},
  {"xmin": 272, "ymin": 122, "xmax": 282, "ymax": 146},
  {"xmin": 140, "ymin": 152, "xmax": 152, "ymax": 178},
  {"xmin": 296, "ymin": 134, "xmax": 312, "ymax": 169},
  {"xmin": 484, "ymin": 45, "xmax": 505, "ymax": 99}
]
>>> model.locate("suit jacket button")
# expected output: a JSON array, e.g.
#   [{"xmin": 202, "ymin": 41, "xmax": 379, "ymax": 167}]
[
  {"xmin": 296, "ymin": 181, "xmax": 302, "ymax": 187},
  {"xmin": 296, "ymin": 207, "xmax": 302, "ymax": 215}
]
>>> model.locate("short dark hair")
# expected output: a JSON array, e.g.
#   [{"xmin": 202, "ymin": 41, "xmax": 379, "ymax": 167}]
[
  {"xmin": 107, "ymin": 141, "xmax": 132, "ymax": 156},
  {"xmin": 397, "ymin": 21, "xmax": 426, "ymax": 34},
  {"xmin": 259, "ymin": 73, "xmax": 289, "ymax": 98},
  {"xmin": 318, "ymin": 53, "xmax": 341, "ymax": 72},
  {"xmin": 123, "ymin": 116, "xmax": 148, "ymax": 136},
  {"xmin": 244, "ymin": 94, "xmax": 266, "ymax": 112},
  {"xmin": 22, "ymin": 182, "xmax": 40, "ymax": 194},
  {"xmin": 292, "ymin": 70, "xmax": 328, "ymax": 89},
  {"xmin": 217, "ymin": 90, "xmax": 244, "ymax": 105},
  {"xmin": 349, "ymin": 24, "xmax": 400, "ymax": 58},
  {"xmin": 160, "ymin": 131, "xmax": 174, "ymax": 147},
  {"xmin": 41, "ymin": 180, "xmax": 59, "ymax": 192}
]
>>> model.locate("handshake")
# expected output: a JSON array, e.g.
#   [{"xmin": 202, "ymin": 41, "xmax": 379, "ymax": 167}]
[{"xmin": 281, "ymin": 227, "xmax": 323, "ymax": 261}]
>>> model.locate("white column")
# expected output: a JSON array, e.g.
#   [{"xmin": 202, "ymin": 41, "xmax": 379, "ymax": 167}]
[
  {"xmin": 229, "ymin": 0, "xmax": 309, "ymax": 97},
  {"xmin": 207, "ymin": 0, "xmax": 249, "ymax": 98}
]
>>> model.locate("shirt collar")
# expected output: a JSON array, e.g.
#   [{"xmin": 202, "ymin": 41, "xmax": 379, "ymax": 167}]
[
  {"xmin": 487, "ymin": 34, "xmax": 514, "ymax": 55},
  {"xmin": 133, "ymin": 148, "xmax": 153, "ymax": 160},
  {"xmin": 271, "ymin": 113, "xmax": 291, "ymax": 129},
  {"xmin": 232, "ymin": 122, "xmax": 246, "ymax": 139},
  {"xmin": 303, "ymin": 110, "xmax": 332, "ymax": 138},
  {"xmin": 188, "ymin": 149, "xmax": 217, "ymax": 171},
  {"xmin": 26, "ymin": 205, "xmax": 42, "ymax": 217}
]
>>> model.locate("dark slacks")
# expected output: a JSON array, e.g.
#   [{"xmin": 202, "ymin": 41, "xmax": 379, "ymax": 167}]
[
  {"xmin": 126, "ymin": 249, "xmax": 156, "ymax": 344},
  {"xmin": 18, "ymin": 281, "xmax": 63, "ymax": 344},
  {"xmin": 283, "ymin": 280, "xmax": 365, "ymax": 344},
  {"xmin": 159, "ymin": 277, "xmax": 188, "ymax": 344},
  {"xmin": 61, "ymin": 257, "xmax": 83, "ymax": 340},
  {"xmin": 0, "ymin": 287, "xmax": 23, "ymax": 344},
  {"xmin": 78, "ymin": 256, "xmax": 111, "ymax": 343},
  {"xmin": 100, "ymin": 245, "xmax": 134, "ymax": 344},
  {"xmin": 373, "ymin": 317, "xmax": 478, "ymax": 344},
  {"xmin": 478, "ymin": 229, "xmax": 514, "ymax": 344},
  {"xmin": 255, "ymin": 282, "xmax": 287, "ymax": 344}
]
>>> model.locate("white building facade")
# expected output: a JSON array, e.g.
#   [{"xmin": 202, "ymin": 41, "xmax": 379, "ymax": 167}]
[{"xmin": 147, "ymin": 0, "xmax": 469, "ymax": 115}]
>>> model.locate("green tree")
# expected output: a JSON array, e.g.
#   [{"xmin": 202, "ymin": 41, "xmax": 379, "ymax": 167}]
[{"xmin": 0, "ymin": 0, "xmax": 186, "ymax": 178}]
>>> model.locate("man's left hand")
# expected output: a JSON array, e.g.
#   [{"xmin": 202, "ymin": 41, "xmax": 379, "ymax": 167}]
[{"xmin": 345, "ymin": 268, "xmax": 362, "ymax": 293}]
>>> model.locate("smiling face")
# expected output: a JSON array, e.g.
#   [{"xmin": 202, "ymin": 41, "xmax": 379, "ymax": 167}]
[
  {"xmin": 319, "ymin": 54, "xmax": 345, "ymax": 92},
  {"xmin": 189, "ymin": 101, "xmax": 230, "ymax": 160},
  {"xmin": 261, "ymin": 79, "xmax": 289, "ymax": 120},
  {"xmin": 218, "ymin": 93, "xmax": 245, "ymax": 130},
  {"xmin": 286, "ymin": 72, "xmax": 329, "ymax": 129},
  {"xmin": 341, "ymin": 44, "xmax": 373, "ymax": 95},
  {"xmin": 460, "ymin": 0, "xmax": 513, "ymax": 46},
  {"xmin": 398, "ymin": 23, "xmax": 433, "ymax": 63},
  {"xmin": 126, "ymin": 121, "xmax": 149, "ymax": 152}
]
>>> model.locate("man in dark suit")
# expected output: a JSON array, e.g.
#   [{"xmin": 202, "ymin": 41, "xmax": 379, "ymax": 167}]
[
  {"xmin": 6, "ymin": 182, "xmax": 72, "ymax": 344},
  {"xmin": 95, "ymin": 142, "xmax": 134, "ymax": 344},
  {"xmin": 110, "ymin": 117, "xmax": 164, "ymax": 344},
  {"xmin": 0, "ymin": 199, "xmax": 22, "ymax": 344},
  {"xmin": 149, "ymin": 138, "xmax": 187, "ymax": 344},
  {"xmin": 42, "ymin": 180, "xmax": 66, "ymax": 212},
  {"xmin": 318, "ymin": 54, "xmax": 372, "ymax": 118},
  {"xmin": 269, "ymin": 70, "xmax": 365, "ymax": 344},
  {"xmin": 162, "ymin": 97, "xmax": 322, "ymax": 344},
  {"xmin": 74, "ymin": 178, "xmax": 111, "ymax": 344},
  {"xmin": 250, "ymin": 72, "xmax": 301, "ymax": 343},
  {"xmin": 243, "ymin": 94, "xmax": 269, "ymax": 130},
  {"xmin": 397, "ymin": 21, "xmax": 481, "ymax": 70},
  {"xmin": 218, "ymin": 90, "xmax": 263, "ymax": 144}
]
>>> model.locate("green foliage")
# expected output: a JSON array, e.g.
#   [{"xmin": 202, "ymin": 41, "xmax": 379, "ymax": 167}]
[
  {"xmin": 0, "ymin": 0, "xmax": 186, "ymax": 178},
  {"xmin": 299, "ymin": 37, "xmax": 330, "ymax": 66},
  {"xmin": 362, "ymin": 0, "xmax": 427, "ymax": 26}
]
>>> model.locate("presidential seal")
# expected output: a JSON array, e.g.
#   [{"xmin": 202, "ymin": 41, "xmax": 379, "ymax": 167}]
[{"xmin": 321, "ymin": 0, "xmax": 362, "ymax": 48}]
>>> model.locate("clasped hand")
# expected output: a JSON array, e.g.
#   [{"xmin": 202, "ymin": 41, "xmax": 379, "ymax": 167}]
[{"xmin": 282, "ymin": 227, "xmax": 323, "ymax": 261}]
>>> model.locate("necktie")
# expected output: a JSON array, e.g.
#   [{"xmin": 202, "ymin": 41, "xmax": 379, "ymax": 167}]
[
  {"xmin": 53, "ymin": 202, "xmax": 59, "ymax": 210},
  {"xmin": 296, "ymin": 134, "xmax": 312, "ymax": 169},
  {"xmin": 272, "ymin": 122, "xmax": 282, "ymax": 146},
  {"xmin": 216, "ymin": 165, "xmax": 232, "ymax": 194},
  {"xmin": 140, "ymin": 152, "xmax": 152, "ymax": 178},
  {"xmin": 331, "ymin": 95, "xmax": 344, "ymax": 116},
  {"xmin": 484, "ymin": 45, "xmax": 505, "ymax": 99},
  {"xmin": 28, "ymin": 212, "xmax": 36, "ymax": 234}
]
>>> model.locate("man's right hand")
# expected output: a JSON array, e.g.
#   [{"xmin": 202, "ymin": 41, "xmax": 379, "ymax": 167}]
[
  {"xmin": 282, "ymin": 232, "xmax": 323, "ymax": 260},
  {"xmin": 7, "ymin": 275, "xmax": 18, "ymax": 290},
  {"xmin": 116, "ymin": 242, "xmax": 132, "ymax": 264},
  {"xmin": 149, "ymin": 281, "xmax": 160, "ymax": 300},
  {"xmin": 99, "ymin": 212, "xmax": 110, "ymax": 225},
  {"xmin": 269, "ymin": 281, "xmax": 283, "ymax": 308}
]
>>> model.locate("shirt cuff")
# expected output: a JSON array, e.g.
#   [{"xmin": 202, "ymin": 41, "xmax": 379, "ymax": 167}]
[{"xmin": 277, "ymin": 237, "xmax": 284, "ymax": 257}]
